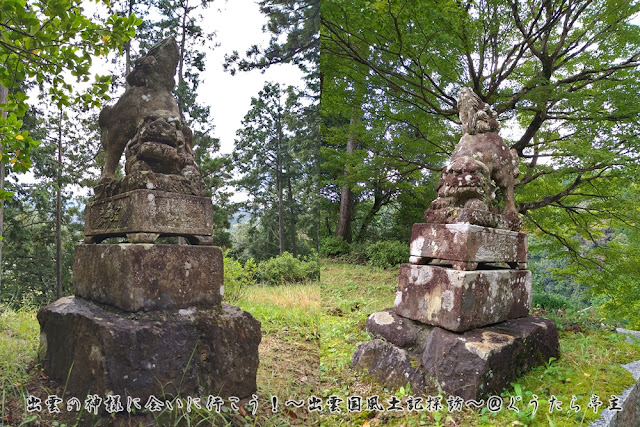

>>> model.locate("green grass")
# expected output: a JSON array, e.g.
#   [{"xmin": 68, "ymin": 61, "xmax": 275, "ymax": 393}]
[{"xmin": 2, "ymin": 260, "xmax": 640, "ymax": 426}]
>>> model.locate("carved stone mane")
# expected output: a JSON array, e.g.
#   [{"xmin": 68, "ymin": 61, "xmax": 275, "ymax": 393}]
[{"xmin": 458, "ymin": 87, "xmax": 500, "ymax": 135}]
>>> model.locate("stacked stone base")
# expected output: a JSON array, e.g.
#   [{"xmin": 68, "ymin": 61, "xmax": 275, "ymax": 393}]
[
  {"xmin": 73, "ymin": 244, "xmax": 224, "ymax": 312},
  {"xmin": 353, "ymin": 313, "xmax": 558, "ymax": 400},
  {"xmin": 38, "ymin": 297, "xmax": 261, "ymax": 400},
  {"xmin": 352, "ymin": 223, "xmax": 559, "ymax": 400},
  {"xmin": 38, "ymin": 188, "xmax": 261, "ymax": 404}
]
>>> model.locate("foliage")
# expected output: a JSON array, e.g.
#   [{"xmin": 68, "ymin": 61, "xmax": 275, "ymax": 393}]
[
  {"xmin": 319, "ymin": 235, "xmax": 350, "ymax": 256},
  {"xmin": 1, "ymin": 181, "xmax": 84, "ymax": 307},
  {"xmin": 222, "ymin": 251, "xmax": 257, "ymax": 304},
  {"xmin": 532, "ymin": 293, "xmax": 572, "ymax": 311},
  {"xmin": 226, "ymin": 0, "xmax": 322, "ymax": 253},
  {"xmin": 256, "ymin": 251, "xmax": 319, "ymax": 286},
  {"xmin": 224, "ymin": 0, "xmax": 320, "ymax": 76},
  {"xmin": 568, "ymin": 226, "xmax": 640, "ymax": 329},
  {"xmin": 0, "ymin": 0, "xmax": 140, "ymax": 183},
  {"xmin": 0, "ymin": 305, "xmax": 38, "ymax": 385},
  {"xmin": 365, "ymin": 240, "xmax": 406, "ymax": 270},
  {"xmin": 234, "ymin": 82, "xmax": 317, "ymax": 258}
]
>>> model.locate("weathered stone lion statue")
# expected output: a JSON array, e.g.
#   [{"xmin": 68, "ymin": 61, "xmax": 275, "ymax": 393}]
[
  {"xmin": 424, "ymin": 88, "xmax": 521, "ymax": 230},
  {"xmin": 95, "ymin": 37, "xmax": 204, "ymax": 199}
]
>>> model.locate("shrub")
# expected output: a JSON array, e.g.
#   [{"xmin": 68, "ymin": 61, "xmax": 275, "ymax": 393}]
[
  {"xmin": 342, "ymin": 241, "xmax": 368, "ymax": 265},
  {"xmin": 366, "ymin": 240, "xmax": 407, "ymax": 269},
  {"xmin": 320, "ymin": 236, "xmax": 350, "ymax": 256},
  {"xmin": 532, "ymin": 293, "xmax": 572, "ymax": 310},
  {"xmin": 257, "ymin": 251, "xmax": 320, "ymax": 286},
  {"xmin": 223, "ymin": 251, "xmax": 258, "ymax": 303}
]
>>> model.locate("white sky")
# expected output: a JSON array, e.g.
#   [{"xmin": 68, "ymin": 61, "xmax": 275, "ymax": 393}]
[{"xmin": 200, "ymin": 0, "xmax": 305, "ymax": 154}]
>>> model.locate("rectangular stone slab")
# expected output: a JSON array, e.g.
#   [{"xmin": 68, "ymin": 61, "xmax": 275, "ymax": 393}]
[
  {"xmin": 84, "ymin": 189, "xmax": 213, "ymax": 238},
  {"xmin": 394, "ymin": 264, "xmax": 531, "ymax": 332},
  {"xmin": 74, "ymin": 244, "xmax": 223, "ymax": 312},
  {"xmin": 38, "ymin": 296, "xmax": 261, "ymax": 401},
  {"xmin": 410, "ymin": 223, "xmax": 527, "ymax": 266},
  {"xmin": 422, "ymin": 316, "xmax": 559, "ymax": 400}
]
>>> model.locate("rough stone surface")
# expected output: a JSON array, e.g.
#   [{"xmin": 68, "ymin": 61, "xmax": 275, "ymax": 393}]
[
  {"xmin": 351, "ymin": 339, "xmax": 427, "ymax": 391},
  {"xmin": 38, "ymin": 296, "xmax": 261, "ymax": 400},
  {"xmin": 591, "ymin": 327, "xmax": 640, "ymax": 427},
  {"xmin": 98, "ymin": 37, "xmax": 197, "ymax": 187},
  {"xmin": 394, "ymin": 264, "xmax": 531, "ymax": 332},
  {"xmin": 94, "ymin": 171, "xmax": 206, "ymax": 200},
  {"xmin": 424, "ymin": 88, "xmax": 521, "ymax": 231},
  {"xmin": 366, "ymin": 309, "xmax": 432, "ymax": 350},
  {"xmin": 410, "ymin": 223, "xmax": 527, "ymax": 268},
  {"xmin": 96, "ymin": 37, "xmax": 205, "ymax": 198},
  {"xmin": 422, "ymin": 316, "xmax": 559, "ymax": 400},
  {"xmin": 84, "ymin": 189, "xmax": 213, "ymax": 242},
  {"xmin": 74, "ymin": 244, "xmax": 223, "ymax": 312}
]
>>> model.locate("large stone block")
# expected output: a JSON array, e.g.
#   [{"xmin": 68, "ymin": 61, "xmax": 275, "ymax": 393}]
[
  {"xmin": 410, "ymin": 223, "xmax": 527, "ymax": 269},
  {"xmin": 394, "ymin": 264, "xmax": 531, "ymax": 332},
  {"xmin": 352, "ymin": 339, "xmax": 428, "ymax": 392},
  {"xmin": 422, "ymin": 316, "xmax": 559, "ymax": 400},
  {"xmin": 352, "ymin": 317, "xmax": 559, "ymax": 400},
  {"xmin": 84, "ymin": 189, "xmax": 213, "ymax": 243},
  {"xmin": 74, "ymin": 244, "xmax": 223, "ymax": 312},
  {"xmin": 38, "ymin": 296, "xmax": 261, "ymax": 401},
  {"xmin": 366, "ymin": 309, "xmax": 432, "ymax": 350}
]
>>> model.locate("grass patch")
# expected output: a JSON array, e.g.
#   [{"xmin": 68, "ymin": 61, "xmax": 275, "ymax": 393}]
[{"xmin": 0, "ymin": 306, "xmax": 39, "ymax": 386}]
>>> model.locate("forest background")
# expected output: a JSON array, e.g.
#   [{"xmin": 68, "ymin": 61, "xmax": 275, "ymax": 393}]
[{"xmin": 1, "ymin": 0, "xmax": 640, "ymax": 335}]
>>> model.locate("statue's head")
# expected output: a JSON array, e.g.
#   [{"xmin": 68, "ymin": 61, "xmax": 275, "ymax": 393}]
[{"xmin": 137, "ymin": 110, "xmax": 183, "ymax": 148}]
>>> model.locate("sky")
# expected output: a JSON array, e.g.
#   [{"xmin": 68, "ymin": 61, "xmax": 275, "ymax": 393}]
[{"xmin": 199, "ymin": 0, "xmax": 305, "ymax": 154}]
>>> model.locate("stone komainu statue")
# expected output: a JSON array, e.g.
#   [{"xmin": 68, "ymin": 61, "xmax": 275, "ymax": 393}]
[
  {"xmin": 95, "ymin": 37, "xmax": 204, "ymax": 199},
  {"xmin": 424, "ymin": 88, "xmax": 521, "ymax": 230}
]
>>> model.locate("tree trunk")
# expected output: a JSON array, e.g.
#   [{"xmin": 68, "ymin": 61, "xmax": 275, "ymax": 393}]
[
  {"xmin": 177, "ymin": 0, "xmax": 188, "ymax": 115},
  {"xmin": 277, "ymin": 113, "xmax": 285, "ymax": 256},
  {"xmin": 124, "ymin": 0, "xmax": 134, "ymax": 89},
  {"xmin": 0, "ymin": 84, "xmax": 6, "ymax": 297},
  {"xmin": 287, "ymin": 175, "xmax": 297, "ymax": 257},
  {"xmin": 56, "ymin": 107, "xmax": 63, "ymax": 299},
  {"xmin": 355, "ymin": 181, "xmax": 391, "ymax": 243},
  {"xmin": 335, "ymin": 106, "xmax": 361, "ymax": 243}
]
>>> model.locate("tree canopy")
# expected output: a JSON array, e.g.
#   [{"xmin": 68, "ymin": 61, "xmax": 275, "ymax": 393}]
[
  {"xmin": 321, "ymin": 0, "xmax": 640, "ymax": 323},
  {"xmin": 0, "ymin": 0, "xmax": 140, "ymax": 185}
]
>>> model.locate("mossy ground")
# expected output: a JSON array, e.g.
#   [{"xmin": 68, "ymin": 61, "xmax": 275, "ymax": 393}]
[{"xmin": 1, "ymin": 259, "xmax": 639, "ymax": 426}]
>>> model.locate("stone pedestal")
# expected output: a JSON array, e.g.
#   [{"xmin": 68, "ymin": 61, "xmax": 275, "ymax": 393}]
[
  {"xmin": 84, "ymin": 189, "xmax": 213, "ymax": 244},
  {"xmin": 394, "ymin": 264, "xmax": 531, "ymax": 332},
  {"xmin": 74, "ymin": 244, "xmax": 224, "ymax": 312},
  {"xmin": 352, "ymin": 222, "xmax": 559, "ymax": 400},
  {"xmin": 409, "ymin": 223, "xmax": 527, "ymax": 270},
  {"xmin": 353, "ymin": 315, "xmax": 559, "ymax": 400},
  {"xmin": 38, "ymin": 297, "xmax": 260, "ymax": 399},
  {"xmin": 39, "ymin": 183, "xmax": 260, "ymax": 403}
]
